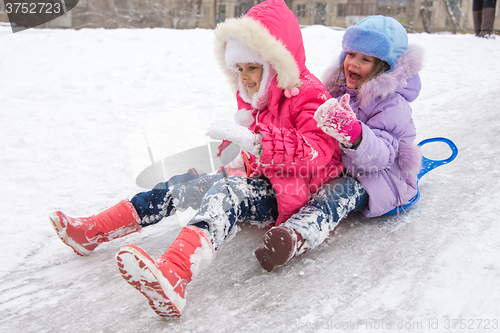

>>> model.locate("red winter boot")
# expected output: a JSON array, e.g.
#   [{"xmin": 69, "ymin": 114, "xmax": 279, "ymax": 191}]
[
  {"xmin": 50, "ymin": 200, "xmax": 141, "ymax": 256},
  {"xmin": 254, "ymin": 225, "xmax": 308, "ymax": 272},
  {"xmin": 116, "ymin": 226, "xmax": 216, "ymax": 318}
]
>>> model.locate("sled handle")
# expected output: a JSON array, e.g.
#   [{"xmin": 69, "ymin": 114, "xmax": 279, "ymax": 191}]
[
  {"xmin": 382, "ymin": 137, "xmax": 458, "ymax": 216},
  {"xmin": 417, "ymin": 137, "xmax": 458, "ymax": 179}
]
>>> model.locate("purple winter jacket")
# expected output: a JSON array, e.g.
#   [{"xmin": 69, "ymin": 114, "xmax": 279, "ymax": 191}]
[{"xmin": 322, "ymin": 45, "xmax": 424, "ymax": 217}]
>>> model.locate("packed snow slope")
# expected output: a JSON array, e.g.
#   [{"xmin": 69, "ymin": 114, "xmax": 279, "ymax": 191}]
[{"xmin": 1, "ymin": 24, "xmax": 500, "ymax": 333}]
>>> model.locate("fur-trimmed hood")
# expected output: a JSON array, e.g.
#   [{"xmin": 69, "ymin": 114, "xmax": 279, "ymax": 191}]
[
  {"xmin": 214, "ymin": 0, "xmax": 304, "ymax": 93},
  {"xmin": 322, "ymin": 44, "xmax": 424, "ymax": 109}
]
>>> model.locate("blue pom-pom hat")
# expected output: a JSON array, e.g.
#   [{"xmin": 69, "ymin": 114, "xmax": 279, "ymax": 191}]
[{"xmin": 340, "ymin": 16, "xmax": 408, "ymax": 72}]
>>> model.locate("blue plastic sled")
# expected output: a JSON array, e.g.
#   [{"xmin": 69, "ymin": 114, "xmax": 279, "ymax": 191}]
[{"xmin": 383, "ymin": 137, "xmax": 458, "ymax": 216}]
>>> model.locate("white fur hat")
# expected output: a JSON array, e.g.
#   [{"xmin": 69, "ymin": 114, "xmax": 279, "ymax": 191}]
[
  {"xmin": 224, "ymin": 38, "xmax": 275, "ymax": 109},
  {"xmin": 224, "ymin": 39, "xmax": 263, "ymax": 72}
]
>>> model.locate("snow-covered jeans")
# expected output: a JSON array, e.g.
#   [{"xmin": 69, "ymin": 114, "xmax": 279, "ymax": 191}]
[
  {"xmin": 131, "ymin": 173, "xmax": 367, "ymax": 251},
  {"xmin": 282, "ymin": 176, "xmax": 368, "ymax": 250},
  {"xmin": 130, "ymin": 172, "xmax": 278, "ymax": 249},
  {"xmin": 131, "ymin": 172, "xmax": 225, "ymax": 226}
]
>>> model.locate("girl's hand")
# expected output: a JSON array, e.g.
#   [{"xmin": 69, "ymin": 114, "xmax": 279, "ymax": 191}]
[
  {"xmin": 314, "ymin": 94, "xmax": 362, "ymax": 148},
  {"xmin": 207, "ymin": 120, "xmax": 262, "ymax": 156}
]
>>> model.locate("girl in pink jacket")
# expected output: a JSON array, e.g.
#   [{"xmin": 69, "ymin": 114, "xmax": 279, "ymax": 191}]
[
  {"xmin": 208, "ymin": 0, "xmax": 344, "ymax": 225},
  {"xmin": 49, "ymin": 0, "xmax": 342, "ymax": 319}
]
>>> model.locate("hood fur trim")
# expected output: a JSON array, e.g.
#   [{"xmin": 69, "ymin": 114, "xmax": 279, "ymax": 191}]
[{"xmin": 214, "ymin": 16, "xmax": 300, "ymax": 91}]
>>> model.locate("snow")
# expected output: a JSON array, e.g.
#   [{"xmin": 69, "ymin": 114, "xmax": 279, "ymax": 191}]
[
  {"xmin": 1, "ymin": 24, "xmax": 500, "ymax": 332},
  {"xmin": 207, "ymin": 119, "xmax": 261, "ymax": 156}
]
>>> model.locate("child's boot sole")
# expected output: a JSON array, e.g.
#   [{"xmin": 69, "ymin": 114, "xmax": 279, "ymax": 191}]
[
  {"xmin": 49, "ymin": 211, "xmax": 92, "ymax": 256},
  {"xmin": 254, "ymin": 226, "xmax": 297, "ymax": 272},
  {"xmin": 116, "ymin": 245, "xmax": 184, "ymax": 318}
]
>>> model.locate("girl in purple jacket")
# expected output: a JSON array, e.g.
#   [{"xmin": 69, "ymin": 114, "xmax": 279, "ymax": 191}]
[{"xmin": 255, "ymin": 16, "xmax": 424, "ymax": 272}]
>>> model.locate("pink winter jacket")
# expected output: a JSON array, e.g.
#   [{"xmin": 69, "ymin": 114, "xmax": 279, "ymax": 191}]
[
  {"xmin": 214, "ymin": 0, "xmax": 344, "ymax": 225},
  {"xmin": 241, "ymin": 73, "xmax": 343, "ymax": 225}
]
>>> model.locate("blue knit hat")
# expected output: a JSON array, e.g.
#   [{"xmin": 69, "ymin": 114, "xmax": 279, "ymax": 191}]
[{"xmin": 340, "ymin": 16, "xmax": 408, "ymax": 71}]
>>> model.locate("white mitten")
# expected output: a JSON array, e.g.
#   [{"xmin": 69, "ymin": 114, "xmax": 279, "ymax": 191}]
[{"xmin": 207, "ymin": 120, "xmax": 262, "ymax": 155}]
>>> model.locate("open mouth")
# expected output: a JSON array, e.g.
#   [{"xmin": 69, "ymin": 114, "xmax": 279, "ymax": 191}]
[{"xmin": 348, "ymin": 71, "xmax": 362, "ymax": 81}]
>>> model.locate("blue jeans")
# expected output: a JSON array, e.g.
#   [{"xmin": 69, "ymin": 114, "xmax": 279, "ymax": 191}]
[
  {"xmin": 283, "ymin": 176, "xmax": 368, "ymax": 250},
  {"xmin": 130, "ymin": 172, "xmax": 226, "ymax": 226},
  {"xmin": 131, "ymin": 174, "xmax": 367, "ymax": 251},
  {"xmin": 130, "ymin": 173, "xmax": 278, "ymax": 249}
]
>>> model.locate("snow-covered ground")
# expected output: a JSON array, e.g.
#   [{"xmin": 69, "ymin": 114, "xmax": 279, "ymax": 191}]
[{"xmin": 1, "ymin": 24, "xmax": 500, "ymax": 333}]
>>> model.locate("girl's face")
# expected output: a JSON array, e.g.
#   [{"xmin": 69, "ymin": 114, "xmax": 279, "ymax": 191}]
[
  {"xmin": 344, "ymin": 52, "xmax": 376, "ymax": 89},
  {"xmin": 237, "ymin": 63, "xmax": 263, "ymax": 98}
]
